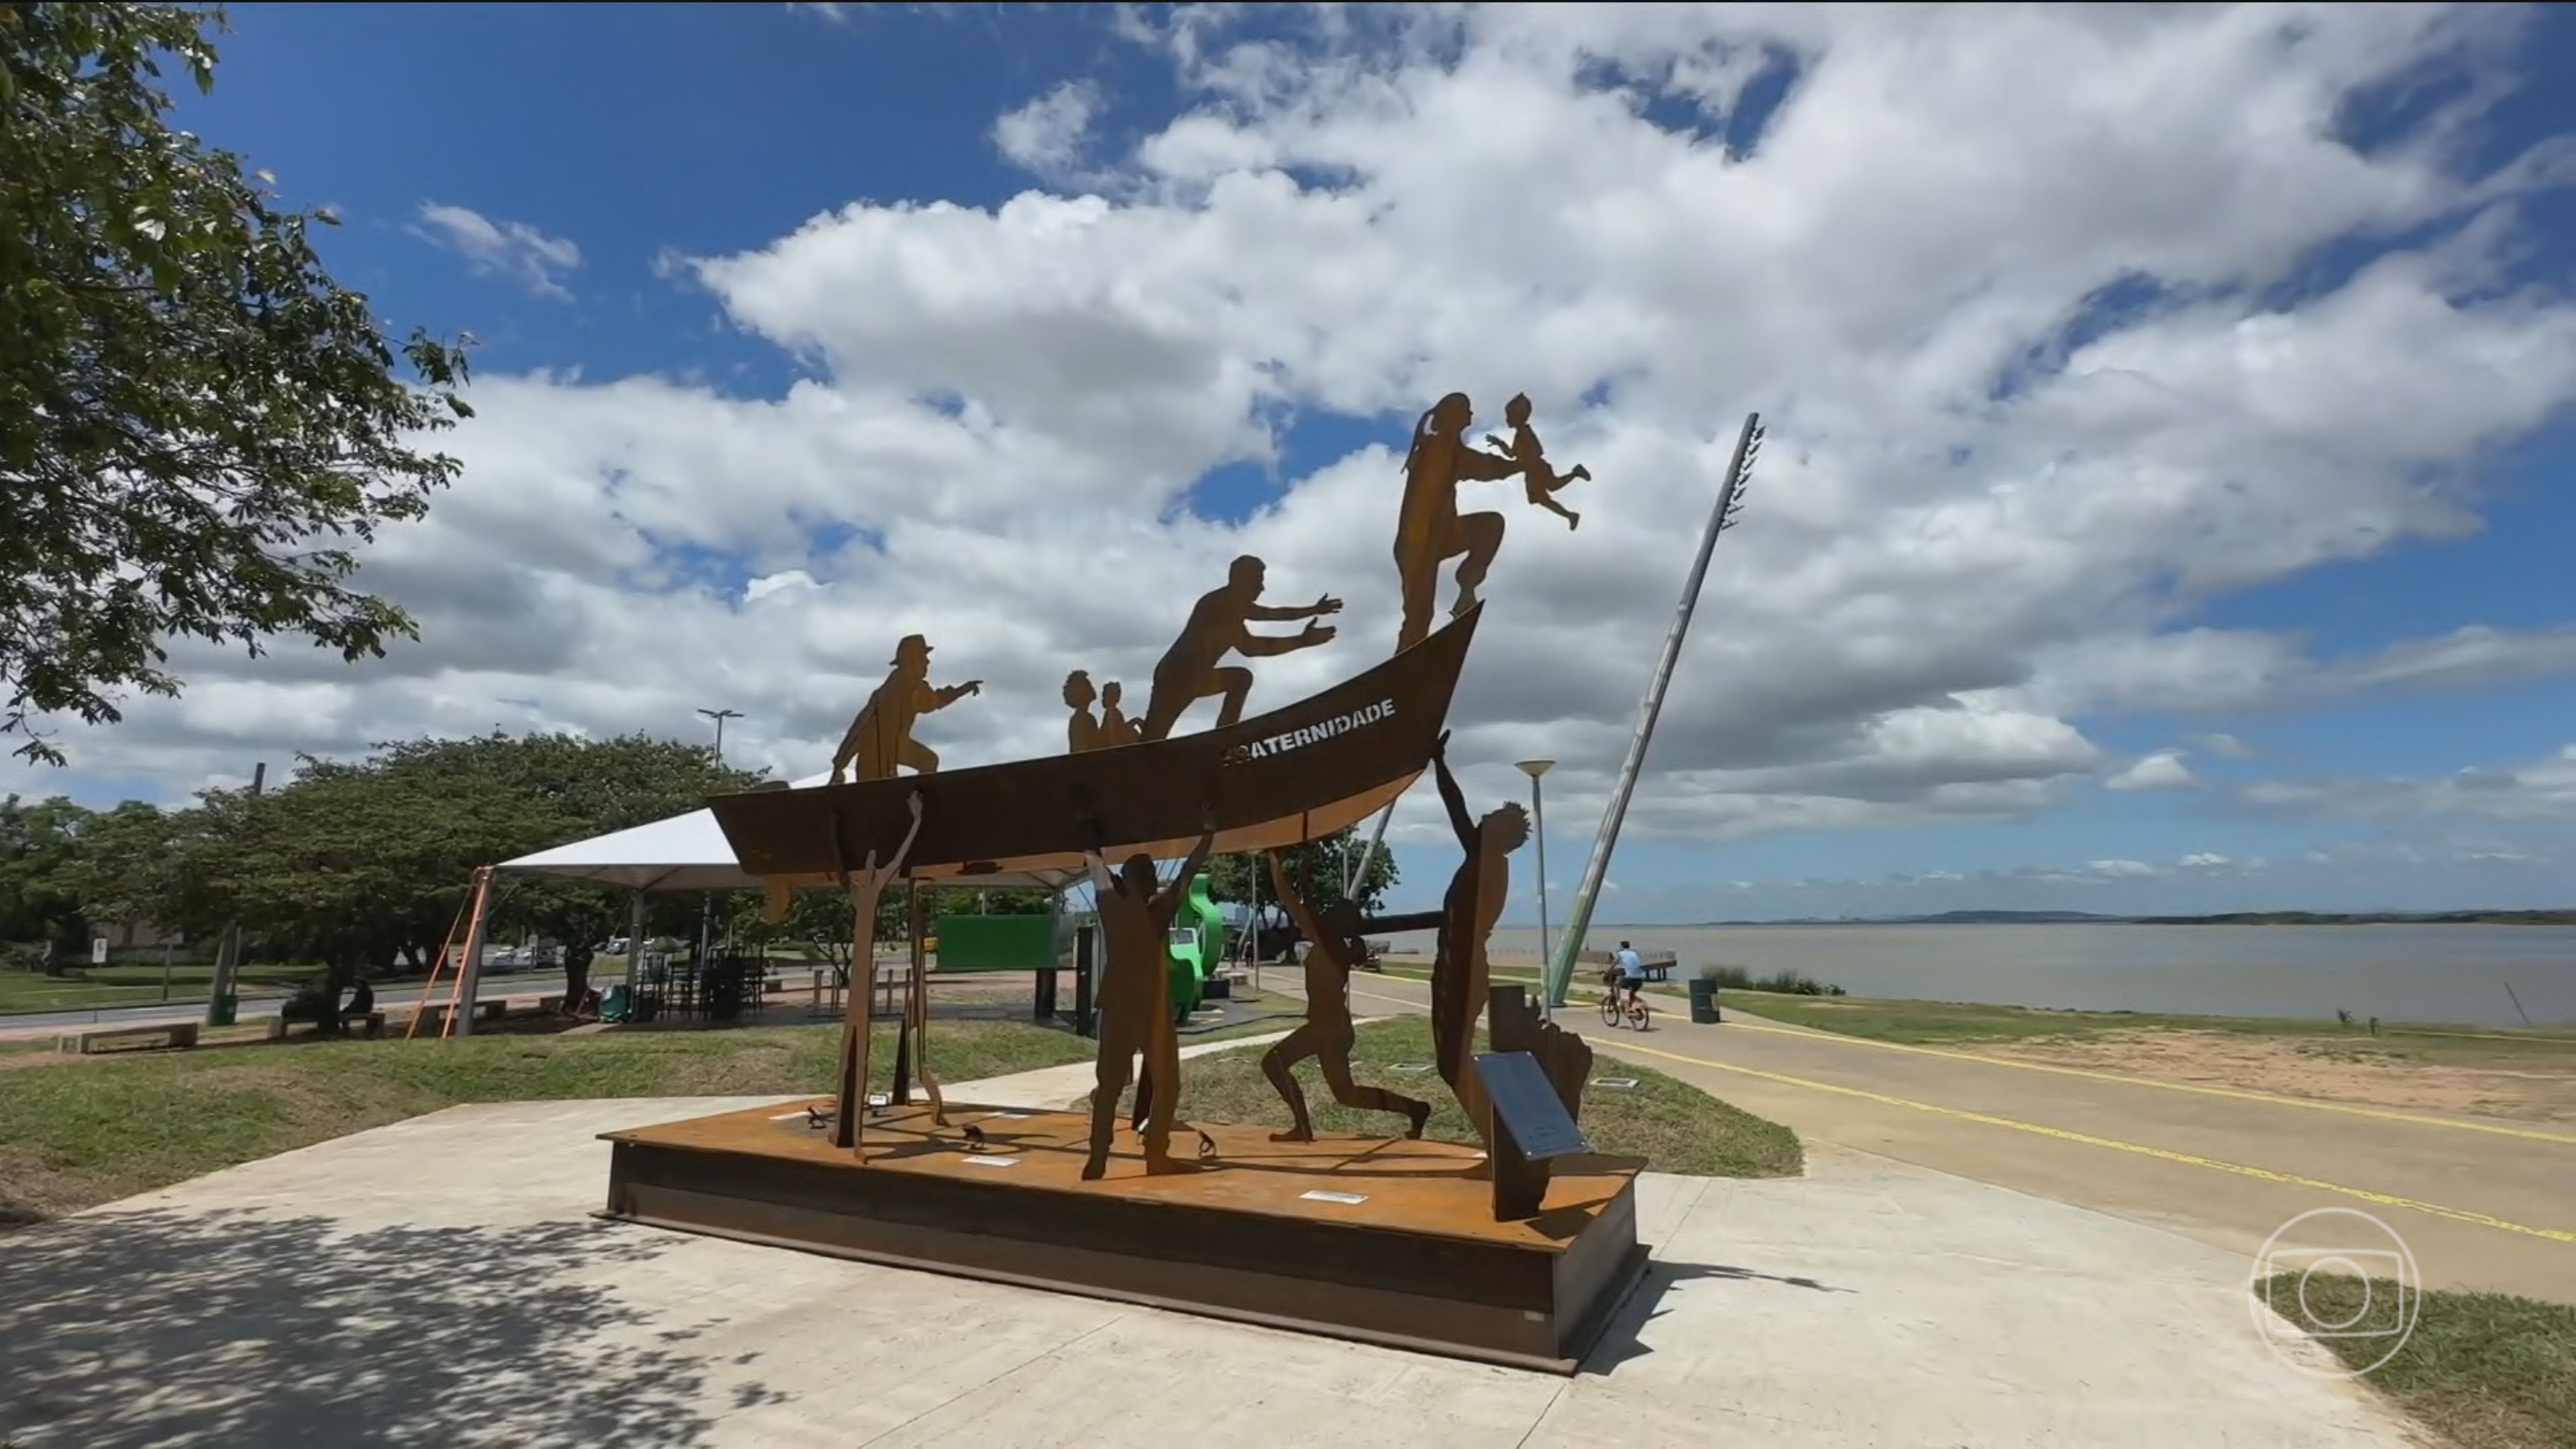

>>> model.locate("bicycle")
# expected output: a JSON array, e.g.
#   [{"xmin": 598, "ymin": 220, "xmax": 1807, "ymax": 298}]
[{"xmin": 1598, "ymin": 981, "xmax": 1652, "ymax": 1031}]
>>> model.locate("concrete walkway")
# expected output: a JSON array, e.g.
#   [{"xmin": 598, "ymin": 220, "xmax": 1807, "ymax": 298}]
[{"xmin": 0, "ymin": 1076, "xmax": 2423, "ymax": 1446}]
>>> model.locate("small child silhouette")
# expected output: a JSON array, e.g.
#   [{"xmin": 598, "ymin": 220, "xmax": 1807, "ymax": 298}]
[
  {"xmin": 1487, "ymin": 393, "xmax": 1590, "ymax": 531},
  {"xmin": 1097, "ymin": 680, "xmax": 1141, "ymax": 747}
]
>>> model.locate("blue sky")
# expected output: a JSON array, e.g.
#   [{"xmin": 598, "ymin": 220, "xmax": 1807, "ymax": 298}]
[{"xmin": 19, "ymin": 3, "xmax": 2575, "ymax": 922}]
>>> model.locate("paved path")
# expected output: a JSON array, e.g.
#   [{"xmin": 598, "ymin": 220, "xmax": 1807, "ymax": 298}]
[
  {"xmin": 1337, "ymin": 971, "xmax": 2576, "ymax": 1303},
  {"xmin": 0, "ymin": 1086, "xmax": 2422, "ymax": 1447}
]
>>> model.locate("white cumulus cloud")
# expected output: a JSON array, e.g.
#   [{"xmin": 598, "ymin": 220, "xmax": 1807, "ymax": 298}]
[{"xmin": 5, "ymin": 4, "xmax": 2573, "ymax": 887}]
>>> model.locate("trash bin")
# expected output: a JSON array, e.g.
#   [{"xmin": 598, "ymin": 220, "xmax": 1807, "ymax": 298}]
[
  {"xmin": 1687, "ymin": 977, "xmax": 1721, "ymax": 1025},
  {"xmin": 207, "ymin": 993, "xmax": 239, "ymax": 1028}
]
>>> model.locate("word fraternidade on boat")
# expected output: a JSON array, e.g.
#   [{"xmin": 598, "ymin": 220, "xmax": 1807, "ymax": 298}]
[{"xmin": 1222, "ymin": 698, "xmax": 1401, "ymax": 766}]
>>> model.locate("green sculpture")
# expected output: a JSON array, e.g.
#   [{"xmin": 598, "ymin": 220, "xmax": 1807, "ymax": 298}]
[{"xmin": 1164, "ymin": 869, "xmax": 1228, "ymax": 1022}]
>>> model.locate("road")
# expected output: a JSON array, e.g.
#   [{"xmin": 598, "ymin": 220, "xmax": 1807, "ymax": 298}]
[
  {"xmin": 1331, "ymin": 969, "xmax": 2576, "ymax": 1304},
  {"xmin": 0, "ymin": 974, "xmax": 576, "ymax": 1038}
]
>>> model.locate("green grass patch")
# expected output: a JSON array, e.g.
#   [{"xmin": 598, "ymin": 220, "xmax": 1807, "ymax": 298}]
[
  {"xmin": 1138, "ymin": 1016, "xmax": 1801, "ymax": 1179},
  {"xmin": 0, "ymin": 1018, "xmax": 1094, "ymax": 1225},
  {"xmin": 2257, "ymin": 1275, "xmax": 2576, "ymax": 1449}
]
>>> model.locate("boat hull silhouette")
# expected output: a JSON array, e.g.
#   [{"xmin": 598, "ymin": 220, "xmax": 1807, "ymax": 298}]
[{"xmin": 707, "ymin": 604, "xmax": 1483, "ymax": 883}]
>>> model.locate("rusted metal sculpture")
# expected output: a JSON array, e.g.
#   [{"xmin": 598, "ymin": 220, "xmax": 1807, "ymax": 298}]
[
  {"xmin": 1483, "ymin": 982, "xmax": 1594, "ymax": 1218},
  {"xmin": 1097, "ymin": 680, "xmax": 1141, "ymax": 747},
  {"xmin": 830, "ymin": 633, "xmax": 983, "ymax": 785},
  {"xmin": 1395, "ymin": 393, "xmax": 1524, "ymax": 653},
  {"xmin": 1064, "ymin": 670, "xmax": 1104, "ymax": 753},
  {"xmin": 709, "ymin": 610, "xmax": 1481, "ymax": 886},
  {"xmin": 1488, "ymin": 392, "xmax": 1589, "ymax": 532},
  {"xmin": 1426, "ymin": 731, "xmax": 1529, "ymax": 1155},
  {"xmin": 1260, "ymin": 849, "xmax": 1433, "ymax": 1141},
  {"xmin": 898, "ymin": 878, "xmax": 944, "ymax": 1126},
  {"xmin": 832, "ymin": 790, "xmax": 924, "ymax": 1151},
  {"xmin": 1137, "ymin": 555, "xmax": 1342, "ymax": 742},
  {"xmin": 1080, "ymin": 811, "xmax": 1217, "ymax": 1179}
]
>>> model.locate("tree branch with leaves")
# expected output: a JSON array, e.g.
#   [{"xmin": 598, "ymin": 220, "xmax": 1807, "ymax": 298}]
[{"xmin": 1, "ymin": 3, "xmax": 474, "ymax": 764}]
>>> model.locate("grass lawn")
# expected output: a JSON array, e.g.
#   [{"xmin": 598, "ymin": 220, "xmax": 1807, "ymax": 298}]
[
  {"xmin": 1146, "ymin": 1015, "xmax": 1803, "ymax": 1178},
  {"xmin": 2257, "ymin": 1274, "xmax": 2576, "ymax": 1449},
  {"xmin": 0, "ymin": 1018, "xmax": 1096, "ymax": 1226},
  {"xmin": 0, "ymin": 961, "xmax": 343, "ymax": 1015}
]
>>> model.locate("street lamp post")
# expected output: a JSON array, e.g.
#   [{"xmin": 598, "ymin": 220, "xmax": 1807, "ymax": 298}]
[
  {"xmin": 696, "ymin": 706, "xmax": 743, "ymax": 765},
  {"xmin": 693, "ymin": 708, "xmax": 742, "ymax": 977},
  {"xmin": 1515, "ymin": 759, "xmax": 1556, "ymax": 1023}
]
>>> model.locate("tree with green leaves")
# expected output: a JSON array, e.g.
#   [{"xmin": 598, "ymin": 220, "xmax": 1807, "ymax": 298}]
[
  {"xmin": 63, "ymin": 731, "xmax": 756, "ymax": 1026},
  {"xmin": 1, "ymin": 3, "xmax": 474, "ymax": 765},
  {"xmin": 1204, "ymin": 825, "xmax": 1399, "ymax": 921},
  {"xmin": 1199, "ymin": 826, "xmax": 1399, "ymax": 963},
  {"xmin": 0, "ymin": 794, "xmax": 96, "ymax": 962},
  {"xmin": 354, "ymin": 731, "xmax": 760, "ymax": 1010}
]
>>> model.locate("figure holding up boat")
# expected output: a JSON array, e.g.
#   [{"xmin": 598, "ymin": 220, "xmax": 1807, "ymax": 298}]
[
  {"xmin": 1260, "ymin": 849, "xmax": 1433, "ymax": 1142},
  {"xmin": 1395, "ymin": 392, "xmax": 1525, "ymax": 653},
  {"xmin": 831, "ymin": 634, "xmax": 983, "ymax": 785},
  {"xmin": 830, "ymin": 790, "xmax": 924, "ymax": 1152},
  {"xmin": 1137, "ymin": 555, "xmax": 1342, "ymax": 743},
  {"xmin": 1426, "ymin": 730, "xmax": 1528, "ymax": 1155},
  {"xmin": 1081, "ymin": 807, "xmax": 1218, "ymax": 1179}
]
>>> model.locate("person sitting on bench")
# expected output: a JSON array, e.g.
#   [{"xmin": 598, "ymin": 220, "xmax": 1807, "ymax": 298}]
[{"xmin": 340, "ymin": 979, "xmax": 376, "ymax": 1022}]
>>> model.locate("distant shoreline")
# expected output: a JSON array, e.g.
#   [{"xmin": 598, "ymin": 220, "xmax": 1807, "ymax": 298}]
[{"xmin": 1603, "ymin": 910, "xmax": 2576, "ymax": 928}]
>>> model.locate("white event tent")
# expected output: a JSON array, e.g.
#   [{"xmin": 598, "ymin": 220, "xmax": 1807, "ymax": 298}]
[
  {"xmin": 433, "ymin": 774, "xmax": 1083, "ymax": 1032},
  {"xmin": 497, "ymin": 771, "xmax": 1085, "ymax": 894}
]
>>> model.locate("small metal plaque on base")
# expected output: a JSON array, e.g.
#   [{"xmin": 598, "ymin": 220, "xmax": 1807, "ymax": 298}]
[{"xmin": 1474, "ymin": 1051, "xmax": 1594, "ymax": 1162}]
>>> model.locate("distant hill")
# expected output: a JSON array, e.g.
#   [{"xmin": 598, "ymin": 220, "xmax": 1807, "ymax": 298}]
[
  {"xmin": 1686, "ymin": 908, "xmax": 2576, "ymax": 927},
  {"xmin": 1701, "ymin": 910, "xmax": 2128, "ymax": 926},
  {"xmin": 2129, "ymin": 910, "xmax": 2576, "ymax": 926}
]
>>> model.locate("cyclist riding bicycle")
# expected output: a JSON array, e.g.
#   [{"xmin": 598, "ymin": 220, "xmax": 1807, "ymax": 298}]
[{"xmin": 1611, "ymin": 941, "xmax": 1648, "ymax": 1010}]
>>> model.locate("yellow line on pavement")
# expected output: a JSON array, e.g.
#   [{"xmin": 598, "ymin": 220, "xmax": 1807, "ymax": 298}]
[
  {"xmin": 1362, "ymin": 974, "xmax": 2576, "ymax": 1147},
  {"xmin": 1342, "ymin": 983, "xmax": 2576, "ymax": 1246},
  {"xmin": 1715, "ymin": 1018, "xmax": 2576, "ymax": 1148}
]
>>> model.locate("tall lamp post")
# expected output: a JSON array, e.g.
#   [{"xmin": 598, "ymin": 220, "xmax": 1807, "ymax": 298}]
[
  {"xmin": 1515, "ymin": 759, "xmax": 1556, "ymax": 1022},
  {"xmin": 692, "ymin": 707, "xmax": 741, "ymax": 969},
  {"xmin": 696, "ymin": 706, "xmax": 742, "ymax": 765}
]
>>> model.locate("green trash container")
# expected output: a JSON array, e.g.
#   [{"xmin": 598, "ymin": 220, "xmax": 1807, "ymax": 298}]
[
  {"xmin": 207, "ymin": 992, "xmax": 239, "ymax": 1027},
  {"xmin": 1686, "ymin": 977, "xmax": 1720, "ymax": 1025}
]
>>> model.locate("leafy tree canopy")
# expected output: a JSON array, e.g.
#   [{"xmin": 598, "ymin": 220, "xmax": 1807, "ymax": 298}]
[
  {"xmin": 0, "ymin": 794, "xmax": 97, "ymax": 949},
  {"xmin": 1203, "ymin": 825, "xmax": 1399, "ymax": 920},
  {"xmin": 64, "ymin": 732, "xmax": 755, "ymax": 993},
  {"xmin": 1, "ymin": 2, "xmax": 473, "ymax": 765}
]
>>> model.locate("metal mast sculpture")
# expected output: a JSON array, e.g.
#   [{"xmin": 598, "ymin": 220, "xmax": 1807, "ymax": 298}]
[{"xmin": 1542, "ymin": 413, "xmax": 1763, "ymax": 1009}]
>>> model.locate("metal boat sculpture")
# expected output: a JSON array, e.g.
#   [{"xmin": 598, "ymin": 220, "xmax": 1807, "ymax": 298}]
[{"xmin": 706, "ymin": 604, "xmax": 1483, "ymax": 885}]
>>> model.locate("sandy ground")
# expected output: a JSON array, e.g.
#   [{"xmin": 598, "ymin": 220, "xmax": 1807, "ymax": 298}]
[{"xmin": 1980, "ymin": 1030, "xmax": 2576, "ymax": 1124}]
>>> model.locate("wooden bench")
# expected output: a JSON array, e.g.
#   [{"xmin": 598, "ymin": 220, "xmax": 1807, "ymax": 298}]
[
  {"xmin": 58, "ymin": 1020, "xmax": 201, "ymax": 1055},
  {"xmin": 266, "ymin": 1010, "xmax": 388, "ymax": 1041}
]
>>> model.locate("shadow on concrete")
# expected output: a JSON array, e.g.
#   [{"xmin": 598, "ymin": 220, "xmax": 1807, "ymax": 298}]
[
  {"xmin": 0, "ymin": 1206, "xmax": 771, "ymax": 1447},
  {"xmin": 1582, "ymin": 1256, "xmax": 1858, "ymax": 1375}
]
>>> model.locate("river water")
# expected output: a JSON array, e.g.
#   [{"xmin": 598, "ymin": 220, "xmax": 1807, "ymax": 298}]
[{"xmin": 1374, "ymin": 922, "xmax": 2576, "ymax": 1028}]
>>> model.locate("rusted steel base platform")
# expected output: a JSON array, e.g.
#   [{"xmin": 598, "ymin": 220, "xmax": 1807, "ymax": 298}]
[{"xmin": 597, "ymin": 1099, "xmax": 1648, "ymax": 1375}]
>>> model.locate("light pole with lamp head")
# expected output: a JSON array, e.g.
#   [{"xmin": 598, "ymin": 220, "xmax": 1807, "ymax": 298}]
[
  {"xmin": 696, "ymin": 706, "xmax": 742, "ymax": 765},
  {"xmin": 1515, "ymin": 758, "xmax": 1556, "ymax": 1022},
  {"xmin": 692, "ymin": 707, "xmax": 742, "ymax": 970}
]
